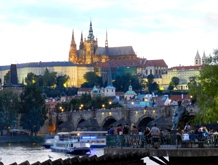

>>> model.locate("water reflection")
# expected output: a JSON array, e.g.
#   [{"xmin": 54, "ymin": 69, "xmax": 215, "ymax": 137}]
[{"xmin": 0, "ymin": 143, "xmax": 104, "ymax": 165}]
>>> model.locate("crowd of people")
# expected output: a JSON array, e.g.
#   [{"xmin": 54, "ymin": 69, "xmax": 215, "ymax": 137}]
[{"xmin": 107, "ymin": 122, "xmax": 218, "ymax": 148}]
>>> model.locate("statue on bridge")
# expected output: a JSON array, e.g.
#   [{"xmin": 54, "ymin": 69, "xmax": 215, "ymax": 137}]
[{"xmin": 172, "ymin": 100, "xmax": 188, "ymax": 130}]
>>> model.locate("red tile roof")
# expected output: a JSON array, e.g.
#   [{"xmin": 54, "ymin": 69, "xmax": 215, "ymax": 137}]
[{"xmin": 145, "ymin": 59, "xmax": 168, "ymax": 67}]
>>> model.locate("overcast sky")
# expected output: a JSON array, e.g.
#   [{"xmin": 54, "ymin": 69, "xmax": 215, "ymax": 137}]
[{"xmin": 0, "ymin": 0, "xmax": 218, "ymax": 68}]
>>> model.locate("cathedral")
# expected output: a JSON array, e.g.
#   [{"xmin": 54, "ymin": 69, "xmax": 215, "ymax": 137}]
[{"xmin": 68, "ymin": 21, "xmax": 137, "ymax": 64}]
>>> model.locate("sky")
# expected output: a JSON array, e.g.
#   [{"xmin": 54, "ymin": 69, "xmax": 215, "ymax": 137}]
[{"xmin": 0, "ymin": 0, "xmax": 218, "ymax": 68}]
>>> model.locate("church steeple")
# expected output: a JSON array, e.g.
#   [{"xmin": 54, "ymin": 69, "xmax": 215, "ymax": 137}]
[
  {"xmin": 105, "ymin": 30, "xmax": 108, "ymax": 48},
  {"xmin": 87, "ymin": 21, "xmax": 94, "ymax": 41},
  {"xmin": 68, "ymin": 29, "xmax": 77, "ymax": 63},
  {"xmin": 79, "ymin": 31, "xmax": 84, "ymax": 49},
  {"xmin": 202, "ymin": 51, "xmax": 207, "ymax": 65},
  {"xmin": 71, "ymin": 29, "xmax": 75, "ymax": 41},
  {"xmin": 195, "ymin": 50, "xmax": 201, "ymax": 66}
]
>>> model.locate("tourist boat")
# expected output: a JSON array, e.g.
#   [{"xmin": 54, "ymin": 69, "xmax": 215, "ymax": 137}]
[
  {"xmin": 49, "ymin": 131, "xmax": 107, "ymax": 151},
  {"xmin": 69, "ymin": 131, "xmax": 107, "ymax": 148},
  {"xmin": 50, "ymin": 133, "xmax": 91, "ymax": 155}
]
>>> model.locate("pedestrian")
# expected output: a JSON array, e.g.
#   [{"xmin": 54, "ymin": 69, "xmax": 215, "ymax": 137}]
[
  {"xmin": 150, "ymin": 124, "xmax": 160, "ymax": 149},
  {"xmin": 108, "ymin": 125, "xmax": 115, "ymax": 135}
]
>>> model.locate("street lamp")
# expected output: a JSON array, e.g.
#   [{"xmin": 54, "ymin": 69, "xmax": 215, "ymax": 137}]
[
  {"xmin": 131, "ymin": 101, "xmax": 134, "ymax": 108},
  {"xmin": 102, "ymin": 104, "xmax": 105, "ymax": 109}
]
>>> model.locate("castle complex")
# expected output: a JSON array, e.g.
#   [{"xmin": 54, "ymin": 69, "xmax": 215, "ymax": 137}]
[
  {"xmin": 0, "ymin": 22, "xmax": 208, "ymax": 91},
  {"xmin": 68, "ymin": 21, "xmax": 137, "ymax": 64}
]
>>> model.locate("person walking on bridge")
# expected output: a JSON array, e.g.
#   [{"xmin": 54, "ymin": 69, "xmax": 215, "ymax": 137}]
[{"xmin": 150, "ymin": 124, "xmax": 160, "ymax": 149}]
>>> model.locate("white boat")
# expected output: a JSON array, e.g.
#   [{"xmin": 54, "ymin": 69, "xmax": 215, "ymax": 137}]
[
  {"xmin": 69, "ymin": 131, "xmax": 107, "ymax": 148},
  {"xmin": 50, "ymin": 131, "xmax": 107, "ymax": 152},
  {"xmin": 50, "ymin": 133, "xmax": 91, "ymax": 155}
]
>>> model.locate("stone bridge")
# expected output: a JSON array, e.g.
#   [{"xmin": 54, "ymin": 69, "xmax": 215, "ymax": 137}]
[{"xmin": 43, "ymin": 105, "xmax": 198, "ymax": 133}]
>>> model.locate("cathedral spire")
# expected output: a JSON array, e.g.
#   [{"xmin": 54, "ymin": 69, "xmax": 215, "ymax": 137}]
[
  {"xmin": 105, "ymin": 30, "xmax": 108, "ymax": 48},
  {"xmin": 71, "ymin": 29, "xmax": 75, "ymax": 41},
  {"xmin": 80, "ymin": 31, "xmax": 83, "ymax": 42},
  {"xmin": 87, "ymin": 20, "xmax": 94, "ymax": 41},
  {"xmin": 79, "ymin": 31, "xmax": 84, "ymax": 50}
]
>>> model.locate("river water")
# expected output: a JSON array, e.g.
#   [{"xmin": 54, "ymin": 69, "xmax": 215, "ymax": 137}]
[{"xmin": 0, "ymin": 143, "xmax": 161, "ymax": 165}]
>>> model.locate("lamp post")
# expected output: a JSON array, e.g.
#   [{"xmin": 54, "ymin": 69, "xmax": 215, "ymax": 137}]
[{"xmin": 102, "ymin": 104, "xmax": 105, "ymax": 109}]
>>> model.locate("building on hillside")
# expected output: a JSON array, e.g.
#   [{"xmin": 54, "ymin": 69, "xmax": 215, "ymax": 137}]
[
  {"xmin": 77, "ymin": 88, "xmax": 93, "ymax": 96},
  {"xmin": 161, "ymin": 51, "xmax": 207, "ymax": 90},
  {"xmin": 0, "ymin": 62, "xmax": 94, "ymax": 88},
  {"xmin": 163, "ymin": 65, "xmax": 202, "ymax": 90},
  {"xmin": 68, "ymin": 21, "xmax": 137, "ymax": 65}
]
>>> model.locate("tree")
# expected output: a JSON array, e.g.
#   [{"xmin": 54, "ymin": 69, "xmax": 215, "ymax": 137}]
[
  {"xmin": 171, "ymin": 77, "xmax": 180, "ymax": 89},
  {"xmin": 147, "ymin": 74, "xmax": 154, "ymax": 93},
  {"xmin": 0, "ymin": 89, "xmax": 19, "ymax": 130},
  {"xmin": 19, "ymin": 83, "xmax": 48, "ymax": 136},
  {"xmin": 113, "ymin": 73, "xmax": 142, "ymax": 92},
  {"xmin": 25, "ymin": 72, "xmax": 37, "ymax": 85},
  {"xmin": 43, "ymin": 68, "xmax": 57, "ymax": 88},
  {"xmin": 189, "ymin": 49, "xmax": 218, "ymax": 123},
  {"xmin": 82, "ymin": 72, "xmax": 102, "ymax": 87},
  {"xmin": 56, "ymin": 75, "xmax": 69, "ymax": 88},
  {"xmin": 4, "ymin": 71, "xmax": 10, "ymax": 84},
  {"xmin": 168, "ymin": 82, "xmax": 174, "ymax": 90},
  {"xmin": 187, "ymin": 76, "xmax": 197, "ymax": 89}
]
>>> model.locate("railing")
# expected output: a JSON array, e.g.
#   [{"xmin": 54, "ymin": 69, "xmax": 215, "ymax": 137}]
[{"xmin": 106, "ymin": 134, "xmax": 218, "ymax": 148}]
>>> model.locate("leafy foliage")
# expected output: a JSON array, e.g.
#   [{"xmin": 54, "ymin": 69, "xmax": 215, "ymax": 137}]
[
  {"xmin": 171, "ymin": 77, "xmax": 180, "ymax": 89},
  {"xmin": 113, "ymin": 73, "xmax": 142, "ymax": 92},
  {"xmin": 82, "ymin": 72, "xmax": 103, "ymax": 87},
  {"xmin": 189, "ymin": 49, "xmax": 218, "ymax": 124},
  {"xmin": 19, "ymin": 84, "xmax": 48, "ymax": 136},
  {"xmin": 0, "ymin": 89, "xmax": 19, "ymax": 130},
  {"xmin": 4, "ymin": 71, "xmax": 10, "ymax": 84}
]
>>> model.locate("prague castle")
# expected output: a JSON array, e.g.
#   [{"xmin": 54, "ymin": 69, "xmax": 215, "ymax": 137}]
[{"xmin": 68, "ymin": 21, "xmax": 137, "ymax": 64}]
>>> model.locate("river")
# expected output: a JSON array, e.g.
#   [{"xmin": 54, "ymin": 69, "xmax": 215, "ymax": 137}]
[{"xmin": 0, "ymin": 143, "xmax": 161, "ymax": 165}]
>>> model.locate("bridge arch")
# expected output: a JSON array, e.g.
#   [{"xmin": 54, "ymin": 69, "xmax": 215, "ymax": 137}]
[
  {"xmin": 75, "ymin": 117, "xmax": 86, "ymax": 130},
  {"xmin": 136, "ymin": 115, "xmax": 154, "ymax": 131},
  {"xmin": 101, "ymin": 116, "xmax": 117, "ymax": 131}
]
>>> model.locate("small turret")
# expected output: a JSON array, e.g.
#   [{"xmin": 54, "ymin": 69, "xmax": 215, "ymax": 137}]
[
  {"xmin": 194, "ymin": 50, "xmax": 201, "ymax": 66},
  {"xmin": 202, "ymin": 51, "xmax": 207, "ymax": 65}
]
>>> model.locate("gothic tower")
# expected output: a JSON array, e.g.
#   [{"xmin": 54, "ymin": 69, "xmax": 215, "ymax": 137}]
[
  {"xmin": 82, "ymin": 21, "xmax": 98, "ymax": 64},
  {"xmin": 202, "ymin": 51, "xmax": 207, "ymax": 65},
  {"xmin": 194, "ymin": 50, "xmax": 201, "ymax": 66},
  {"xmin": 68, "ymin": 30, "xmax": 78, "ymax": 64}
]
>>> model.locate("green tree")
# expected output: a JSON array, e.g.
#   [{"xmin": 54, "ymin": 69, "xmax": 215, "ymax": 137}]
[
  {"xmin": 57, "ymin": 75, "xmax": 69, "ymax": 88},
  {"xmin": 0, "ymin": 89, "xmax": 19, "ymax": 130},
  {"xmin": 113, "ymin": 73, "xmax": 142, "ymax": 92},
  {"xmin": 84, "ymin": 72, "xmax": 99, "ymax": 83},
  {"xmin": 25, "ymin": 72, "xmax": 37, "ymax": 85},
  {"xmin": 4, "ymin": 71, "xmax": 10, "ymax": 84},
  {"xmin": 19, "ymin": 84, "xmax": 48, "ymax": 136},
  {"xmin": 168, "ymin": 82, "xmax": 174, "ymax": 90},
  {"xmin": 171, "ymin": 77, "xmax": 180, "ymax": 89},
  {"xmin": 189, "ymin": 49, "xmax": 218, "ymax": 123},
  {"xmin": 43, "ymin": 68, "xmax": 57, "ymax": 88},
  {"xmin": 187, "ymin": 76, "xmax": 197, "ymax": 89},
  {"xmin": 147, "ymin": 74, "xmax": 154, "ymax": 93}
]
